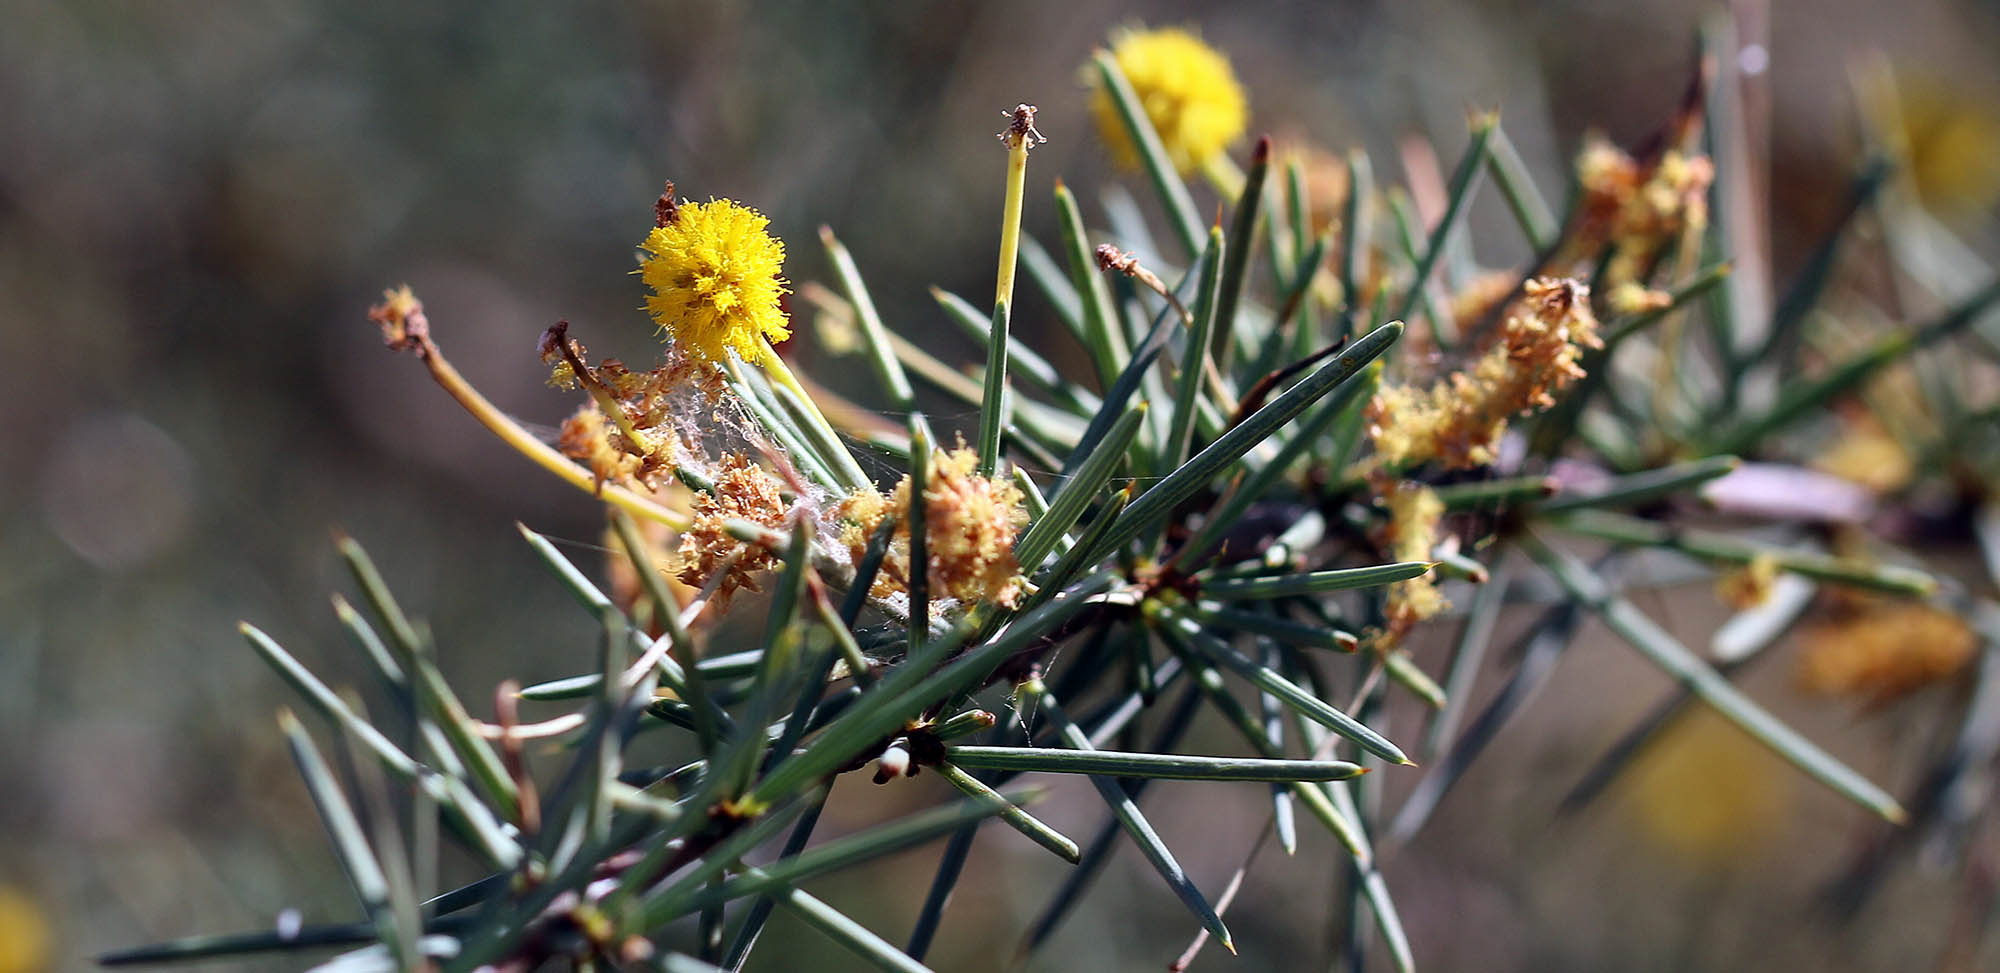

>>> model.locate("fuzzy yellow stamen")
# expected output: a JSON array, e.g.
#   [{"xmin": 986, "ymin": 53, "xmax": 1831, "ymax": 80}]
[
  {"xmin": 834, "ymin": 447, "xmax": 1029, "ymax": 609},
  {"xmin": 1368, "ymin": 278, "xmax": 1602, "ymax": 470},
  {"xmin": 1381, "ymin": 482, "xmax": 1448, "ymax": 641},
  {"xmin": 1568, "ymin": 136, "xmax": 1714, "ymax": 287},
  {"xmin": 640, "ymin": 198, "xmax": 791, "ymax": 365}
]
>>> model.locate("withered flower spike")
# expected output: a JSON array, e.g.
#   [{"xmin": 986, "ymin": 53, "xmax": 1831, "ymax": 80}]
[
  {"xmin": 654, "ymin": 180, "xmax": 679, "ymax": 227},
  {"xmin": 1093, "ymin": 244, "xmax": 1179, "ymax": 321},
  {"xmin": 998, "ymin": 103, "xmax": 1047, "ymax": 149}
]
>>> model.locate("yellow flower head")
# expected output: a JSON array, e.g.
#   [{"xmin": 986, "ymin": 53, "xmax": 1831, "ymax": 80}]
[
  {"xmin": 1089, "ymin": 26, "xmax": 1248, "ymax": 175},
  {"xmin": 1796, "ymin": 600, "xmax": 1975, "ymax": 703},
  {"xmin": 639, "ymin": 198, "xmax": 790, "ymax": 364}
]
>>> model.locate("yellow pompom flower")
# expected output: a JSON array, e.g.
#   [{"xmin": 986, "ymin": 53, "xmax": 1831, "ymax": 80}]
[
  {"xmin": 639, "ymin": 198, "xmax": 790, "ymax": 364},
  {"xmin": 1089, "ymin": 26, "xmax": 1249, "ymax": 175}
]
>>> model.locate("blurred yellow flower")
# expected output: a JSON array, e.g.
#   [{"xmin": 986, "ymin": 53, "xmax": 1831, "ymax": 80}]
[
  {"xmin": 1620, "ymin": 709, "xmax": 1793, "ymax": 865},
  {"xmin": 1796, "ymin": 599, "xmax": 1975, "ymax": 703},
  {"xmin": 1813, "ymin": 414, "xmax": 1913, "ymax": 495},
  {"xmin": 640, "ymin": 198, "xmax": 790, "ymax": 365},
  {"xmin": 1714, "ymin": 552, "xmax": 1780, "ymax": 610},
  {"xmin": 0, "ymin": 886, "xmax": 50, "ymax": 973},
  {"xmin": 1900, "ymin": 82, "xmax": 2000, "ymax": 214},
  {"xmin": 1381, "ymin": 481, "xmax": 1447, "ymax": 640},
  {"xmin": 1090, "ymin": 26, "xmax": 1248, "ymax": 175}
]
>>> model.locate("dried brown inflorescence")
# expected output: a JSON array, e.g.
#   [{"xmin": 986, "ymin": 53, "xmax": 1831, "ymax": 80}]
[
  {"xmin": 674, "ymin": 453, "xmax": 794, "ymax": 611},
  {"xmin": 368, "ymin": 284, "xmax": 431, "ymax": 352},
  {"xmin": 1368, "ymin": 277, "xmax": 1603, "ymax": 470},
  {"xmin": 544, "ymin": 326, "xmax": 728, "ymax": 492},
  {"xmin": 835, "ymin": 447, "xmax": 1029, "ymax": 609},
  {"xmin": 998, "ymin": 103, "xmax": 1048, "ymax": 149},
  {"xmin": 558, "ymin": 407, "xmax": 645, "ymax": 487}
]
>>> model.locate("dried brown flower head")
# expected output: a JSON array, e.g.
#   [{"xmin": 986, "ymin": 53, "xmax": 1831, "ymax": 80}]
[
  {"xmin": 1368, "ymin": 278, "xmax": 1602, "ymax": 470},
  {"xmin": 558, "ymin": 406, "xmax": 644, "ymax": 488},
  {"xmin": 834, "ymin": 447, "xmax": 1030, "ymax": 609},
  {"xmin": 1266, "ymin": 134, "xmax": 1352, "ymax": 235},
  {"xmin": 998, "ymin": 103, "xmax": 1047, "ymax": 149},
  {"xmin": 675, "ymin": 453, "xmax": 792, "ymax": 611},
  {"xmin": 543, "ymin": 323, "xmax": 730, "ymax": 492}
]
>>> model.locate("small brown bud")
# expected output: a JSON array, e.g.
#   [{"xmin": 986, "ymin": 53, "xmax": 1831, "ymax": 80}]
[
  {"xmin": 998, "ymin": 103, "xmax": 1047, "ymax": 149},
  {"xmin": 1095, "ymin": 244, "xmax": 1135, "ymax": 274},
  {"xmin": 654, "ymin": 180, "xmax": 679, "ymax": 227}
]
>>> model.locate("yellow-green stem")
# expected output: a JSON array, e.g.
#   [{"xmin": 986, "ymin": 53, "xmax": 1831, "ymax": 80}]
[
  {"xmin": 415, "ymin": 342, "xmax": 690, "ymax": 530},
  {"xmin": 981, "ymin": 114, "xmax": 1032, "ymax": 475},
  {"xmin": 758, "ymin": 337, "xmax": 870, "ymax": 490},
  {"xmin": 1203, "ymin": 152, "xmax": 1246, "ymax": 200}
]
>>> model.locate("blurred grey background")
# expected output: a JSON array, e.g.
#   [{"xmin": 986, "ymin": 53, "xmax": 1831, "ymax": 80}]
[{"xmin": 4, "ymin": 1, "xmax": 1999, "ymax": 970}]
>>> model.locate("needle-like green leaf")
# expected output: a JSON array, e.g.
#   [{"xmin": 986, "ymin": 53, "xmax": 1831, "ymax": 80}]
[
  {"xmin": 1200, "ymin": 561, "xmax": 1433, "ymax": 601},
  {"xmin": 1085, "ymin": 321, "xmax": 1403, "ymax": 565},
  {"xmin": 1091, "ymin": 50, "xmax": 1204, "ymax": 256},
  {"xmin": 1021, "ymin": 679, "xmax": 1235, "ymax": 954},
  {"xmin": 1160, "ymin": 608, "xmax": 1411, "ymax": 765},
  {"xmin": 1521, "ymin": 531, "xmax": 1907, "ymax": 823},
  {"xmin": 945, "ymin": 746, "xmax": 1363, "ymax": 782}
]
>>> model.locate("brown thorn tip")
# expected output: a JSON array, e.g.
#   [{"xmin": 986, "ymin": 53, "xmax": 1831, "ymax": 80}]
[{"xmin": 1252, "ymin": 134, "xmax": 1272, "ymax": 165}]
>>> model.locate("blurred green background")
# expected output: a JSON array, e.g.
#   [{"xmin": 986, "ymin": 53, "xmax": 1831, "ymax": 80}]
[{"xmin": 4, "ymin": 1, "xmax": 1999, "ymax": 970}]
